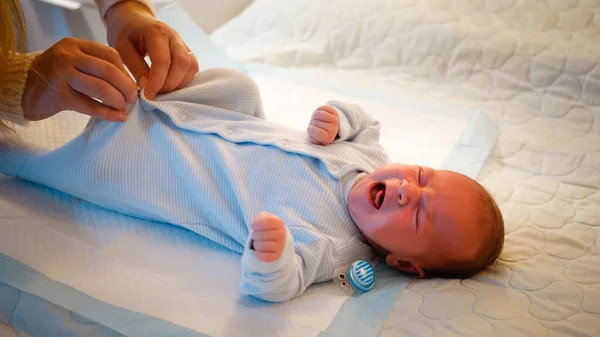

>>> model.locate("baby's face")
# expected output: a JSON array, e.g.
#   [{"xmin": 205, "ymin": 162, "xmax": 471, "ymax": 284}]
[{"xmin": 347, "ymin": 164, "xmax": 485, "ymax": 276}]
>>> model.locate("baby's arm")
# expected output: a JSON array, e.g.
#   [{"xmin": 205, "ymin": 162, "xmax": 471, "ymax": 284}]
[
  {"xmin": 307, "ymin": 101, "xmax": 381, "ymax": 146},
  {"xmin": 148, "ymin": 67, "xmax": 266, "ymax": 119},
  {"xmin": 239, "ymin": 212, "xmax": 328, "ymax": 302}
]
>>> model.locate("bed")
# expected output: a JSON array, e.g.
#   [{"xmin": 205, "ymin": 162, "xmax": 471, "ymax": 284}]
[{"xmin": 1, "ymin": 0, "xmax": 599, "ymax": 336}]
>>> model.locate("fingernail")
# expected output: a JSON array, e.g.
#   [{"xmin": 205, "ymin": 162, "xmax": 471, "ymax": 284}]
[
  {"xmin": 117, "ymin": 112, "xmax": 128, "ymax": 122},
  {"xmin": 129, "ymin": 92, "xmax": 137, "ymax": 103},
  {"xmin": 139, "ymin": 76, "xmax": 147, "ymax": 89}
]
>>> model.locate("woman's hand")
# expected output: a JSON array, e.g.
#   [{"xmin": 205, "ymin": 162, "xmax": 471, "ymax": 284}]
[
  {"xmin": 106, "ymin": 1, "xmax": 199, "ymax": 100},
  {"xmin": 22, "ymin": 37, "xmax": 137, "ymax": 122}
]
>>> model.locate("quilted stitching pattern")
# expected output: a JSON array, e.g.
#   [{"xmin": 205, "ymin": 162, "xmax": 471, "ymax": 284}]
[{"xmin": 212, "ymin": 0, "xmax": 600, "ymax": 335}]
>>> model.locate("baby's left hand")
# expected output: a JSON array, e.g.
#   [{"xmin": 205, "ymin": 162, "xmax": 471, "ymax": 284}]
[
  {"xmin": 250, "ymin": 212, "xmax": 287, "ymax": 263},
  {"xmin": 307, "ymin": 105, "xmax": 339, "ymax": 146}
]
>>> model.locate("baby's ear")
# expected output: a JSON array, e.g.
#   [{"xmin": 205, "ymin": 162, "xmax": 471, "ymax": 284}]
[{"xmin": 386, "ymin": 254, "xmax": 425, "ymax": 278}]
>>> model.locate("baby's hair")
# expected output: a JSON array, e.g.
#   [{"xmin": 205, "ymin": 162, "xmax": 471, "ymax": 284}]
[{"xmin": 424, "ymin": 180, "xmax": 504, "ymax": 279}]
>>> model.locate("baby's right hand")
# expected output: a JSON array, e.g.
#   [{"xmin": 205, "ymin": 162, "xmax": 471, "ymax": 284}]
[
  {"xmin": 307, "ymin": 105, "xmax": 339, "ymax": 145},
  {"xmin": 250, "ymin": 212, "xmax": 287, "ymax": 262}
]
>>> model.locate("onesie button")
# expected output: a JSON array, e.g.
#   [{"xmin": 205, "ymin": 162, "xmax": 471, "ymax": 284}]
[
  {"xmin": 227, "ymin": 128, "xmax": 234, "ymax": 135},
  {"xmin": 280, "ymin": 140, "xmax": 290, "ymax": 146},
  {"xmin": 331, "ymin": 164, "xmax": 340, "ymax": 172}
]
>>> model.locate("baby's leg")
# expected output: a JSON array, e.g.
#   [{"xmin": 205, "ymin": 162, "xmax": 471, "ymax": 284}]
[{"xmin": 179, "ymin": 68, "xmax": 265, "ymax": 119}]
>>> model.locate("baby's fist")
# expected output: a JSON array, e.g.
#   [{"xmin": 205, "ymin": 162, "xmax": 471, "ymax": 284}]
[
  {"xmin": 250, "ymin": 212, "xmax": 287, "ymax": 262},
  {"xmin": 307, "ymin": 105, "xmax": 339, "ymax": 146}
]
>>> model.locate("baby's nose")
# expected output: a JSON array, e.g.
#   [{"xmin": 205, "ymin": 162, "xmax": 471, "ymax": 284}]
[
  {"xmin": 398, "ymin": 179, "xmax": 418, "ymax": 206},
  {"xmin": 397, "ymin": 180, "xmax": 410, "ymax": 205}
]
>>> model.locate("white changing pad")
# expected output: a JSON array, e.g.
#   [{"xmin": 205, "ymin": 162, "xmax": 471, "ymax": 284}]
[
  {"xmin": 0, "ymin": 280, "xmax": 126, "ymax": 337},
  {"xmin": 210, "ymin": 0, "xmax": 600, "ymax": 336},
  {"xmin": 0, "ymin": 4, "xmax": 499, "ymax": 337}
]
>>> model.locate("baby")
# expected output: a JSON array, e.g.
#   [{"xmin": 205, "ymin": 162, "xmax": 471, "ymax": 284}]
[{"xmin": 0, "ymin": 68, "xmax": 504, "ymax": 302}]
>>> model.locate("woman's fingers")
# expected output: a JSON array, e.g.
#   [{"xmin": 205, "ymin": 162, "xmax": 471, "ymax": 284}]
[
  {"xmin": 22, "ymin": 37, "xmax": 133, "ymax": 122},
  {"xmin": 143, "ymin": 26, "xmax": 171, "ymax": 99},
  {"xmin": 159, "ymin": 38, "xmax": 191, "ymax": 93},
  {"xmin": 114, "ymin": 37, "xmax": 150, "ymax": 86},
  {"xmin": 75, "ymin": 56, "xmax": 137, "ymax": 104},
  {"xmin": 68, "ymin": 70, "xmax": 129, "ymax": 111},
  {"xmin": 177, "ymin": 44, "xmax": 199, "ymax": 90},
  {"xmin": 78, "ymin": 39, "xmax": 131, "ymax": 78},
  {"xmin": 63, "ymin": 88, "xmax": 128, "ymax": 122}
]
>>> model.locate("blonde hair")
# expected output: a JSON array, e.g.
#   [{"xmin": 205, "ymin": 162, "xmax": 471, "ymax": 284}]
[
  {"xmin": 0, "ymin": 0, "xmax": 26, "ymax": 70},
  {"xmin": 0, "ymin": 0, "xmax": 26, "ymax": 132}
]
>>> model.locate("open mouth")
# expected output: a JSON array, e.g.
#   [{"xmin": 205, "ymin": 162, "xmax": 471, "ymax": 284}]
[{"xmin": 369, "ymin": 182, "xmax": 386, "ymax": 210}]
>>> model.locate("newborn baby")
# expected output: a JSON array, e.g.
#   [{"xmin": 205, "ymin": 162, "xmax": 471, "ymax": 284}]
[{"xmin": 0, "ymin": 68, "xmax": 504, "ymax": 302}]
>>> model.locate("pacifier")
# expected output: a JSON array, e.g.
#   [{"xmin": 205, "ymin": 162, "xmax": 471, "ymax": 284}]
[{"xmin": 332, "ymin": 259, "xmax": 376, "ymax": 296}]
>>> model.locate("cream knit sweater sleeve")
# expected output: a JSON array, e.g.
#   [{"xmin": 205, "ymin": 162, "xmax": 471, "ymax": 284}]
[
  {"xmin": 94, "ymin": 0, "xmax": 155, "ymax": 20},
  {"xmin": 0, "ymin": 52, "xmax": 41, "ymax": 124}
]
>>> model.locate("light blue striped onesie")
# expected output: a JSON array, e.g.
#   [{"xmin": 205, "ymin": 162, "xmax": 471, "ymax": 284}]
[{"xmin": 0, "ymin": 68, "xmax": 391, "ymax": 302}]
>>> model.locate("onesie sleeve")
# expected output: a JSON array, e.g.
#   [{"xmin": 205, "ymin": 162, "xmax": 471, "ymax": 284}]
[
  {"xmin": 239, "ymin": 226, "xmax": 333, "ymax": 302},
  {"xmin": 326, "ymin": 101, "xmax": 382, "ymax": 146}
]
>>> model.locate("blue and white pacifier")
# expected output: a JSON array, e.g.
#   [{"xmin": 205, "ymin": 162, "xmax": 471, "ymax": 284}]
[{"xmin": 333, "ymin": 259, "xmax": 376, "ymax": 296}]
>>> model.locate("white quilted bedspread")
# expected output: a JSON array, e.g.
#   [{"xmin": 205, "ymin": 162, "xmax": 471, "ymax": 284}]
[{"xmin": 211, "ymin": 0, "xmax": 600, "ymax": 335}]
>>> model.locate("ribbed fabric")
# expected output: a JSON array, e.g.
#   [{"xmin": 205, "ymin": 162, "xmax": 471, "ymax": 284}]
[
  {"xmin": 0, "ymin": 68, "xmax": 390, "ymax": 302},
  {"xmin": 0, "ymin": 51, "xmax": 41, "ymax": 124},
  {"xmin": 0, "ymin": 136, "xmax": 41, "ymax": 176},
  {"xmin": 95, "ymin": 0, "xmax": 155, "ymax": 19}
]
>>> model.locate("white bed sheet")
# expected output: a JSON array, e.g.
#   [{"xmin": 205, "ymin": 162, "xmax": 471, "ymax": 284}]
[{"xmin": 210, "ymin": 0, "xmax": 600, "ymax": 335}]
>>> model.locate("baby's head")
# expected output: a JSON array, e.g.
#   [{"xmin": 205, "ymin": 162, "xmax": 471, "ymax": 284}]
[{"xmin": 348, "ymin": 164, "xmax": 504, "ymax": 279}]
